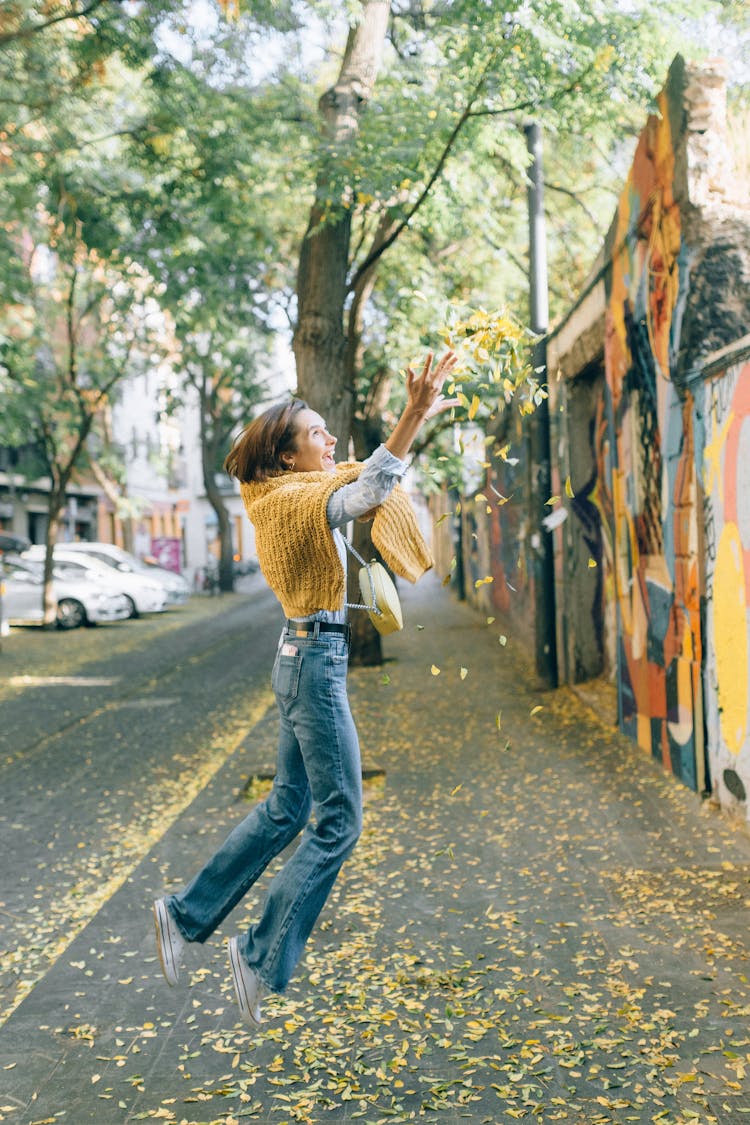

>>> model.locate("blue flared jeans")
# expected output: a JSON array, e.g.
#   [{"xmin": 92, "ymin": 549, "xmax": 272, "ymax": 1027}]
[{"xmin": 167, "ymin": 626, "xmax": 362, "ymax": 993}]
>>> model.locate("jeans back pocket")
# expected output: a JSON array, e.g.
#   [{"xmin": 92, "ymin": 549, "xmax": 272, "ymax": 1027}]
[{"xmin": 273, "ymin": 649, "xmax": 303, "ymax": 700}]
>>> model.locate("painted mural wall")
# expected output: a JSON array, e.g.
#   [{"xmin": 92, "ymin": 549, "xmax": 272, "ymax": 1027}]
[
  {"xmin": 697, "ymin": 357, "xmax": 750, "ymax": 814},
  {"xmin": 431, "ymin": 56, "xmax": 750, "ymax": 813},
  {"xmin": 598, "ymin": 80, "xmax": 706, "ymax": 791}
]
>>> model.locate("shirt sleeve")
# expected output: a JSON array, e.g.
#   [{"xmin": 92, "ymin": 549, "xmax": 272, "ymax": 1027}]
[{"xmin": 327, "ymin": 444, "xmax": 409, "ymax": 529}]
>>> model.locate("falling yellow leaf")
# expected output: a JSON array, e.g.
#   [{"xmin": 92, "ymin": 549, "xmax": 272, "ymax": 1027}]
[
  {"xmin": 460, "ymin": 667, "xmax": 468, "ymax": 680},
  {"xmin": 588, "ymin": 557, "xmax": 597, "ymax": 568},
  {"xmin": 431, "ymin": 665, "xmax": 441, "ymax": 676},
  {"xmin": 451, "ymin": 784, "xmax": 463, "ymax": 796},
  {"xmin": 530, "ymin": 705, "xmax": 543, "ymax": 717},
  {"xmin": 468, "ymin": 394, "xmax": 481, "ymax": 420},
  {"xmin": 486, "ymin": 616, "xmax": 495, "ymax": 624},
  {"xmin": 565, "ymin": 476, "xmax": 575, "ymax": 498},
  {"xmin": 545, "ymin": 495, "xmax": 559, "ymax": 506},
  {"xmin": 498, "ymin": 634, "xmax": 507, "ymax": 646}
]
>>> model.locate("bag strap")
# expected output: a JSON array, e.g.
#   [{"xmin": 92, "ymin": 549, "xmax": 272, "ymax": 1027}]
[{"xmin": 343, "ymin": 537, "xmax": 380, "ymax": 614}]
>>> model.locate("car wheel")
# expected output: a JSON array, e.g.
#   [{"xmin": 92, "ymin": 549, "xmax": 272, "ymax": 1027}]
[
  {"xmin": 124, "ymin": 596, "xmax": 138, "ymax": 618},
  {"xmin": 57, "ymin": 598, "xmax": 87, "ymax": 630}
]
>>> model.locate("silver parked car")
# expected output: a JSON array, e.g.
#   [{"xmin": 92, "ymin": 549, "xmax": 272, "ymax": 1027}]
[
  {"xmin": 23, "ymin": 547, "xmax": 168, "ymax": 617},
  {"xmin": 0, "ymin": 557, "xmax": 131, "ymax": 629},
  {"xmin": 50, "ymin": 541, "xmax": 190, "ymax": 606}
]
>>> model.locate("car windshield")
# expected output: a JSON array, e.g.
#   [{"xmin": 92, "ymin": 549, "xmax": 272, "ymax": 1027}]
[
  {"xmin": 6, "ymin": 560, "xmax": 40, "ymax": 580},
  {"xmin": 53, "ymin": 558, "xmax": 93, "ymax": 576},
  {"xmin": 54, "ymin": 563, "xmax": 93, "ymax": 581}
]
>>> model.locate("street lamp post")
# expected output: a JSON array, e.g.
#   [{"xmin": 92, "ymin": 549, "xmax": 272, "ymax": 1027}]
[{"xmin": 524, "ymin": 121, "xmax": 558, "ymax": 689}]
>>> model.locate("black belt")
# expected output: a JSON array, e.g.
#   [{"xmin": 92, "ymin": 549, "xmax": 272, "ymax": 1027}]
[{"xmin": 286, "ymin": 619, "xmax": 350, "ymax": 639}]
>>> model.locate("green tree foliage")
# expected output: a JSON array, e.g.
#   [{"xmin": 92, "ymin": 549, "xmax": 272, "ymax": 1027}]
[
  {"xmin": 1, "ymin": 0, "xmax": 747, "ymax": 624},
  {"xmin": 0, "ymin": 1, "xmax": 185, "ymax": 614}
]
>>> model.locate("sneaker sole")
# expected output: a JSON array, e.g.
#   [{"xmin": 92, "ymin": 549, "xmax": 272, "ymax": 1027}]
[
  {"xmin": 228, "ymin": 938, "xmax": 262, "ymax": 1026},
  {"xmin": 153, "ymin": 899, "xmax": 179, "ymax": 987}
]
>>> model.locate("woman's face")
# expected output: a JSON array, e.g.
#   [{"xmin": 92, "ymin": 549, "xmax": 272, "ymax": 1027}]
[{"xmin": 283, "ymin": 409, "xmax": 337, "ymax": 473}]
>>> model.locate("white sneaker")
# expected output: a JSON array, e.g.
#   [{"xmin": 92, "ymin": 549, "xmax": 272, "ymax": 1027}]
[
  {"xmin": 153, "ymin": 898, "xmax": 185, "ymax": 986},
  {"xmin": 228, "ymin": 936, "xmax": 265, "ymax": 1026}
]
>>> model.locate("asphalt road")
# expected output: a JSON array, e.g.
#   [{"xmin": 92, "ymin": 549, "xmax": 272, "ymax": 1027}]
[
  {"xmin": 0, "ymin": 578, "xmax": 281, "ymax": 1025},
  {"xmin": 4, "ymin": 576, "xmax": 750, "ymax": 1124}
]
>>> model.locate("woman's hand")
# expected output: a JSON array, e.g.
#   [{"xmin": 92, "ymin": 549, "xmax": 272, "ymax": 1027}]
[
  {"xmin": 405, "ymin": 350, "xmax": 460, "ymax": 420},
  {"xmin": 384, "ymin": 349, "xmax": 461, "ymax": 461}
]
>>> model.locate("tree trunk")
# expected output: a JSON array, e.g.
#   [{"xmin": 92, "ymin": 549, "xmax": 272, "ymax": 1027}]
[
  {"xmin": 346, "ymin": 400, "xmax": 392, "ymax": 663},
  {"xmin": 347, "ymin": 517, "xmax": 388, "ymax": 665},
  {"xmin": 43, "ymin": 494, "xmax": 65, "ymax": 628},
  {"xmin": 294, "ymin": 0, "xmax": 390, "ymax": 445},
  {"xmin": 202, "ymin": 466, "xmax": 234, "ymax": 593}
]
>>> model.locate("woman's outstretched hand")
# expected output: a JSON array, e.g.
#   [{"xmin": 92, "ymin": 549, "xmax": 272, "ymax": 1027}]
[
  {"xmin": 406, "ymin": 350, "xmax": 460, "ymax": 420},
  {"xmin": 384, "ymin": 349, "xmax": 461, "ymax": 461}
]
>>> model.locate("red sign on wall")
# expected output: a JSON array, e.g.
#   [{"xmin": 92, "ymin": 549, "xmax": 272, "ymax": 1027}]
[{"xmin": 150, "ymin": 537, "xmax": 182, "ymax": 573}]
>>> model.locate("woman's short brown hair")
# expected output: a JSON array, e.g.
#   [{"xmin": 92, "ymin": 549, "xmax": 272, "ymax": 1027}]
[{"xmin": 224, "ymin": 399, "xmax": 309, "ymax": 483}]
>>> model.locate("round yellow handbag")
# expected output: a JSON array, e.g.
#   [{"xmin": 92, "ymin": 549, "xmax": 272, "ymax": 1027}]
[{"xmin": 345, "ymin": 539, "xmax": 403, "ymax": 635}]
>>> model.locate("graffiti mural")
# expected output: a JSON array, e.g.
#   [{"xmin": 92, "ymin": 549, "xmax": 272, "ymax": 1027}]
[
  {"xmin": 697, "ymin": 360, "xmax": 750, "ymax": 809},
  {"xmin": 599, "ymin": 84, "xmax": 705, "ymax": 790},
  {"xmin": 544, "ymin": 57, "xmax": 750, "ymax": 810}
]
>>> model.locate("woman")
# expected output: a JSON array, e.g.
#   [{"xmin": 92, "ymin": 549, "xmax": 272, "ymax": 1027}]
[{"xmin": 153, "ymin": 349, "xmax": 457, "ymax": 1025}]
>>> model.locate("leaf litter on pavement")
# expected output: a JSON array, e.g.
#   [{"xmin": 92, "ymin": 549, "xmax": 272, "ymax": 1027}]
[{"xmin": 7, "ymin": 594, "xmax": 750, "ymax": 1124}]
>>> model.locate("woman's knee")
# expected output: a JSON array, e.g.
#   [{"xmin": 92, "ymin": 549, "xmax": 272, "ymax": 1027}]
[
  {"xmin": 266, "ymin": 782, "xmax": 311, "ymax": 834},
  {"xmin": 333, "ymin": 798, "xmax": 363, "ymax": 853}
]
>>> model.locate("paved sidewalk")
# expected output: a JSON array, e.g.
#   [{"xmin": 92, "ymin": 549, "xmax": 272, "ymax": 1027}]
[{"xmin": 3, "ymin": 576, "xmax": 750, "ymax": 1124}]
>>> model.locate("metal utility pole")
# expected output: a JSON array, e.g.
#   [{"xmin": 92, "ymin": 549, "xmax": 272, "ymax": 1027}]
[{"xmin": 524, "ymin": 121, "xmax": 558, "ymax": 688}]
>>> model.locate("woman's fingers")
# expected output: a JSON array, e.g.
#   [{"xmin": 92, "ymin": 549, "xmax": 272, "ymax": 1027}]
[
  {"xmin": 425, "ymin": 395, "xmax": 461, "ymax": 420},
  {"xmin": 406, "ymin": 349, "xmax": 458, "ymax": 412}
]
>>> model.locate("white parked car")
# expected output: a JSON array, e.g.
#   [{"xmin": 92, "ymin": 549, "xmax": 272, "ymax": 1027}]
[
  {"xmin": 23, "ymin": 547, "xmax": 168, "ymax": 618},
  {"xmin": 52, "ymin": 541, "xmax": 190, "ymax": 607},
  {"xmin": 1, "ymin": 557, "xmax": 131, "ymax": 629}
]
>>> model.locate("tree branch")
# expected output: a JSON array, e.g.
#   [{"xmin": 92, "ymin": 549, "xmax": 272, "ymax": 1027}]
[
  {"xmin": 348, "ymin": 65, "xmax": 490, "ymax": 289},
  {"xmin": 543, "ymin": 182, "xmax": 599, "ymax": 226},
  {"xmin": 0, "ymin": 0, "xmax": 114, "ymax": 47},
  {"xmin": 349, "ymin": 56, "xmax": 604, "ymax": 289},
  {"xmin": 409, "ymin": 412, "xmax": 456, "ymax": 458},
  {"xmin": 65, "ymin": 269, "xmax": 79, "ymax": 388}
]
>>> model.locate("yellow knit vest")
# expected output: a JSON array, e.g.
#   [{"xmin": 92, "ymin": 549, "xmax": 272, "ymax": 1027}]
[{"xmin": 240, "ymin": 463, "xmax": 433, "ymax": 619}]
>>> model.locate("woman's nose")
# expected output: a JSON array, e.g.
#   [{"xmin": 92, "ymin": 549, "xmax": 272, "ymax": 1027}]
[{"xmin": 327, "ymin": 433, "xmax": 337, "ymax": 447}]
